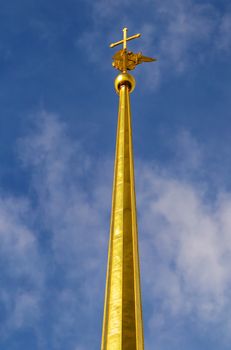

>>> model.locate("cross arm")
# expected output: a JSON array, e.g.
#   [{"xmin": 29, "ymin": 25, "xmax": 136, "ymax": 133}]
[{"xmin": 109, "ymin": 33, "xmax": 141, "ymax": 48}]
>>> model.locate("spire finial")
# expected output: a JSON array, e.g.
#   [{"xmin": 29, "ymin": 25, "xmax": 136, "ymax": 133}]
[{"xmin": 109, "ymin": 27, "xmax": 156, "ymax": 73}]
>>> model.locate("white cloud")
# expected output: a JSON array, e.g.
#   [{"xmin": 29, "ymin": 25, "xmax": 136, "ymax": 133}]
[
  {"xmin": 137, "ymin": 163, "xmax": 231, "ymax": 345},
  {"xmin": 17, "ymin": 111, "xmax": 110, "ymax": 348},
  {"xmin": 11, "ymin": 292, "xmax": 40, "ymax": 328},
  {"xmin": 2, "ymin": 112, "xmax": 231, "ymax": 348},
  {"xmin": 216, "ymin": 11, "xmax": 231, "ymax": 52},
  {"xmin": 156, "ymin": 1, "xmax": 216, "ymax": 68},
  {"xmin": 78, "ymin": 0, "xmax": 231, "ymax": 88},
  {"xmin": 19, "ymin": 111, "xmax": 109, "ymax": 267},
  {"xmin": 0, "ymin": 195, "xmax": 43, "ymax": 338}
]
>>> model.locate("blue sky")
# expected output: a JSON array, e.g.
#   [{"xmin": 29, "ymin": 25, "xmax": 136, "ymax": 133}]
[{"xmin": 1, "ymin": 0, "xmax": 231, "ymax": 349}]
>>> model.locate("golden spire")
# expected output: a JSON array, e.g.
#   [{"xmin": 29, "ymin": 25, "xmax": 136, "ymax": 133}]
[{"xmin": 101, "ymin": 28, "xmax": 155, "ymax": 350}]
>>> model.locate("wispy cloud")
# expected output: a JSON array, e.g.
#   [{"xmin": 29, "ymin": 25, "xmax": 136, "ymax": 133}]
[
  {"xmin": 1, "ymin": 112, "xmax": 231, "ymax": 348},
  {"xmin": 18, "ymin": 111, "xmax": 111, "ymax": 349},
  {"xmin": 1, "ymin": 112, "xmax": 109, "ymax": 349},
  {"xmin": 138, "ymin": 163, "xmax": 231, "ymax": 348},
  {"xmin": 78, "ymin": 0, "xmax": 231, "ymax": 88},
  {"xmin": 216, "ymin": 11, "xmax": 231, "ymax": 52},
  {"xmin": 0, "ymin": 196, "xmax": 43, "ymax": 338}
]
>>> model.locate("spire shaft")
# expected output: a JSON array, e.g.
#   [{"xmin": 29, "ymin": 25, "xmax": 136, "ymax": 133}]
[{"xmin": 101, "ymin": 74, "xmax": 144, "ymax": 350}]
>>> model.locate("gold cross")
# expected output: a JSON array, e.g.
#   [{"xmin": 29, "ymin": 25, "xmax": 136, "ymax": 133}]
[{"xmin": 110, "ymin": 28, "xmax": 141, "ymax": 50}]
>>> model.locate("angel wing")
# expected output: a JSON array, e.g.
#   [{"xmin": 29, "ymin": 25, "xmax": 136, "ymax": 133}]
[
  {"xmin": 112, "ymin": 49, "xmax": 124, "ymax": 60},
  {"xmin": 112, "ymin": 50, "xmax": 156, "ymax": 71},
  {"xmin": 126, "ymin": 52, "xmax": 156, "ymax": 70},
  {"xmin": 112, "ymin": 50, "xmax": 125, "ymax": 71}
]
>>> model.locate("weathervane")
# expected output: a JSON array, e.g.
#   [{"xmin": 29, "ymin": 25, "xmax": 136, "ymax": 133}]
[{"xmin": 109, "ymin": 27, "xmax": 156, "ymax": 72}]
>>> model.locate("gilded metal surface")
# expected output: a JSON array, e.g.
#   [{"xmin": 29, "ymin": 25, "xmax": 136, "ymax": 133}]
[
  {"xmin": 109, "ymin": 28, "xmax": 141, "ymax": 49},
  {"xmin": 110, "ymin": 28, "xmax": 156, "ymax": 73},
  {"xmin": 112, "ymin": 50, "xmax": 156, "ymax": 72},
  {"xmin": 101, "ymin": 28, "xmax": 155, "ymax": 350},
  {"xmin": 114, "ymin": 73, "xmax": 136, "ymax": 94},
  {"xmin": 101, "ymin": 76, "xmax": 144, "ymax": 350}
]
